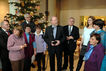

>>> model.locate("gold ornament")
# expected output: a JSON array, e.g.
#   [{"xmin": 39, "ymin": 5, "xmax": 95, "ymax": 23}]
[
  {"xmin": 30, "ymin": 12, "xmax": 34, "ymax": 16},
  {"xmin": 21, "ymin": 2, "xmax": 25, "ymax": 7}
]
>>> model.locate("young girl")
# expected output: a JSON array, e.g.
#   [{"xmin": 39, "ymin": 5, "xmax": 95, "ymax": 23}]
[
  {"xmin": 34, "ymin": 25, "xmax": 46, "ymax": 71},
  {"xmin": 84, "ymin": 33, "xmax": 104, "ymax": 71}
]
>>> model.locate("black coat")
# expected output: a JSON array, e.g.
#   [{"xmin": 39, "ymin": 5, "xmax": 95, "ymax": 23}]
[
  {"xmin": 63, "ymin": 25, "xmax": 79, "ymax": 52},
  {"xmin": 0, "ymin": 27, "xmax": 12, "ymax": 71},
  {"xmin": 44, "ymin": 25, "xmax": 65, "ymax": 52},
  {"xmin": 21, "ymin": 21, "xmax": 35, "ymax": 33}
]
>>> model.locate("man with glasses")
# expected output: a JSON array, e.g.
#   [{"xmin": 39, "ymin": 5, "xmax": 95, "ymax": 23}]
[{"xmin": 21, "ymin": 13, "xmax": 35, "ymax": 33}]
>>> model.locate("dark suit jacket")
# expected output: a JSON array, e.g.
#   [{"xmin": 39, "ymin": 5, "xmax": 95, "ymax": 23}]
[
  {"xmin": 63, "ymin": 25, "xmax": 79, "ymax": 52},
  {"xmin": 0, "ymin": 28, "xmax": 9, "ymax": 59},
  {"xmin": 21, "ymin": 21, "xmax": 35, "ymax": 33},
  {"xmin": 44, "ymin": 25, "xmax": 65, "ymax": 52},
  {"xmin": 0, "ymin": 28, "xmax": 12, "ymax": 71}
]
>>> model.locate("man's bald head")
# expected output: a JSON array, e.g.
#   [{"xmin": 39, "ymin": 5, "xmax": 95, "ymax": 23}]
[{"xmin": 50, "ymin": 16, "xmax": 58, "ymax": 26}]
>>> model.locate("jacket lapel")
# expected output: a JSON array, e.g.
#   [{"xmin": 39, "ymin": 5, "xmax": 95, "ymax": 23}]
[
  {"xmin": 50, "ymin": 26, "xmax": 54, "ymax": 40},
  {"xmin": 1, "ymin": 29, "xmax": 8, "ymax": 37},
  {"xmin": 70, "ymin": 26, "xmax": 74, "ymax": 36},
  {"xmin": 55, "ymin": 26, "xmax": 59, "ymax": 39}
]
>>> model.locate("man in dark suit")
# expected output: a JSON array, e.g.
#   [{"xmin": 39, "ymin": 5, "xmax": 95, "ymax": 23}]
[
  {"xmin": 0, "ymin": 20, "xmax": 12, "ymax": 71},
  {"xmin": 62, "ymin": 17, "xmax": 79, "ymax": 71},
  {"xmin": 21, "ymin": 13, "xmax": 35, "ymax": 33},
  {"xmin": 44, "ymin": 16, "xmax": 65, "ymax": 71}
]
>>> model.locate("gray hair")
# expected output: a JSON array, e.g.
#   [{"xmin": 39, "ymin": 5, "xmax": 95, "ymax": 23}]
[
  {"xmin": 0, "ymin": 20, "xmax": 9, "ymax": 27},
  {"xmin": 24, "ymin": 13, "xmax": 30, "ymax": 18},
  {"xmin": 69, "ymin": 17, "xmax": 75, "ymax": 22},
  {"xmin": 1, "ymin": 21, "xmax": 4, "ymax": 26}
]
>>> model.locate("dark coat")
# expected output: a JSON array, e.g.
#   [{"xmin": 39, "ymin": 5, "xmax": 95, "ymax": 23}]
[
  {"xmin": 21, "ymin": 21, "xmax": 35, "ymax": 33},
  {"xmin": 63, "ymin": 25, "xmax": 79, "ymax": 52},
  {"xmin": 44, "ymin": 25, "xmax": 65, "ymax": 53},
  {"xmin": 84, "ymin": 43, "xmax": 104, "ymax": 71},
  {"xmin": 0, "ymin": 27, "xmax": 12, "ymax": 71}
]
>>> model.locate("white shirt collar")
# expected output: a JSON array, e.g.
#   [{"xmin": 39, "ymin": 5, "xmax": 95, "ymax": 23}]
[
  {"xmin": 2, "ymin": 28, "xmax": 6, "ymax": 32},
  {"xmin": 35, "ymin": 30, "xmax": 43, "ymax": 35},
  {"xmin": 68, "ymin": 25, "xmax": 73, "ymax": 30},
  {"xmin": 26, "ymin": 20, "xmax": 29, "ymax": 24},
  {"xmin": 2, "ymin": 28, "xmax": 8, "ymax": 34}
]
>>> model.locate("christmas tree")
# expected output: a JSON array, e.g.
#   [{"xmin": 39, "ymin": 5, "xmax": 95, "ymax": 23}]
[{"xmin": 7, "ymin": 0, "xmax": 48, "ymax": 29}]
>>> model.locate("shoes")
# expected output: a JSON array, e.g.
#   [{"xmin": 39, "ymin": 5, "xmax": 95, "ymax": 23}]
[
  {"xmin": 42, "ymin": 67, "xmax": 46, "ymax": 71},
  {"xmin": 31, "ymin": 63, "xmax": 35, "ymax": 68},
  {"xmin": 62, "ymin": 67, "xmax": 67, "ymax": 71}
]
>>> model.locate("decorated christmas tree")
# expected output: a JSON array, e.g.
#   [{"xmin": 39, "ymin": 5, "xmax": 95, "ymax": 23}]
[{"xmin": 7, "ymin": 0, "xmax": 48, "ymax": 29}]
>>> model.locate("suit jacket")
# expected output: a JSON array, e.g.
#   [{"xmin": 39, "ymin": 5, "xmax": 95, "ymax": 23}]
[
  {"xmin": 0, "ymin": 28, "xmax": 9, "ymax": 59},
  {"xmin": 21, "ymin": 21, "xmax": 35, "ymax": 33},
  {"xmin": 0, "ymin": 27, "xmax": 12, "ymax": 71},
  {"xmin": 63, "ymin": 25, "xmax": 79, "ymax": 52},
  {"xmin": 44, "ymin": 25, "xmax": 65, "ymax": 52}
]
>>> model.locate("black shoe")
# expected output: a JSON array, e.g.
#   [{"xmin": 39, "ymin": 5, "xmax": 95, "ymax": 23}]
[
  {"xmin": 42, "ymin": 67, "xmax": 46, "ymax": 71},
  {"xmin": 70, "ymin": 69, "xmax": 73, "ymax": 71},
  {"xmin": 31, "ymin": 63, "xmax": 35, "ymax": 68},
  {"xmin": 37, "ymin": 69, "xmax": 41, "ymax": 71},
  {"xmin": 62, "ymin": 67, "xmax": 67, "ymax": 70}
]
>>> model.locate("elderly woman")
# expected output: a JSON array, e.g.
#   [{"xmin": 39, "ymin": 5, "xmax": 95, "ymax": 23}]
[
  {"xmin": 84, "ymin": 33, "xmax": 104, "ymax": 71},
  {"xmin": 7, "ymin": 25, "xmax": 27, "ymax": 71}
]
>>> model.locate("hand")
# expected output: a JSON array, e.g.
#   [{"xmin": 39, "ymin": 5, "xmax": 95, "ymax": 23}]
[
  {"xmin": 34, "ymin": 51, "xmax": 36, "ymax": 56},
  {"xmin": 51, "ymin": 41, "xmax": 55, "ymax": 46},
  {"xmin": 20, "ymin": 45, "xmax": 24, "ymax": 49},
  {"xmin": 43, "ymin": 51, "xmax": 46, "ymax": 54},
  {"xmin": 24, "ymin": 44, "xmax": 27, "ymax": 47},
  {"xmin": 67, "ymin": 36, "xmax": 74, "ymax": 40},
  {"xmin": 20, "ymin": 44, "xmax": 27, "ymax": 49},
  {"xmin": 55, "ymin": 40, "xmax": 60, "ymax": 46}
]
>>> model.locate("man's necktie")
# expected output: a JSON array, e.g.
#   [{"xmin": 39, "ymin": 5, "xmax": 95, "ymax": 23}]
[
  {"xmin": 53, "ymin": 27, "xmax": 57, "ymax": 39},
  {"xmin": 7, "ymin": 31, "xmax": 10, "ymax": 36},
  {"xmin": 69, "ymin": 26, "xmax": 71, "ymax": 35}
]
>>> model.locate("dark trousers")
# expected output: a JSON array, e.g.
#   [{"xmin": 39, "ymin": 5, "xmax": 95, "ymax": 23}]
[
  {"xmin": 76, "ymin": 55, "xmax": 84, "ymax": 71},
  {"xmin": 36, "ymin": 53, "xmax": 45, "ymax": 71},
  {"xmin": 63, "ymin": 48, "xmax": 75, "ymax": 71},
  {"xmin": 1, "ymin": 58, "xmax": 12, "ymax": 71},
  {"xmin": 62, "ymin": 48, "xmax": 68, "ymax": 69},
  {"xmin": 24, "ymin": 58, "xmax": 31, "ymax": 71},
  {"xmin": 76, "ymin": 45, "xmax": 87, "ymax": 71},
  {"xmin": 69, "ymin": 52, "xmax": 74, "ymax": 71},
  {"xmin": 49, "ymin": 48, "xmax": 62, "ymax": 71},
  {"xmin": 11, "ymin": 60, "xmax": 24, "ymax": 71}
]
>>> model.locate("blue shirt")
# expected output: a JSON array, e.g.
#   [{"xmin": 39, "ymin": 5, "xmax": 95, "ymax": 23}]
[{"xmin": 52, "ymin": 25, "xmax": 57, "ymax": 39}]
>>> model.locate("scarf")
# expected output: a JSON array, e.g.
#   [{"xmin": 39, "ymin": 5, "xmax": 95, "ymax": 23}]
[{"xmin": 83, "ymin": 45, "xmax": 94, "ymax": 61}]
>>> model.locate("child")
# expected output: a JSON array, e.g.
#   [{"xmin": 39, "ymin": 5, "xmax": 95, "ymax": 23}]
[
  {"xmin": 34, "ymin": 25, "xmax": 46, "ymax": 71},
  {"xmin": 23, "ymin": 24, "xmax": 36, "ymax": 71},
  {"xmin": 84, "ymin": 33, "xmax": 104, "ymax": 71}
]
